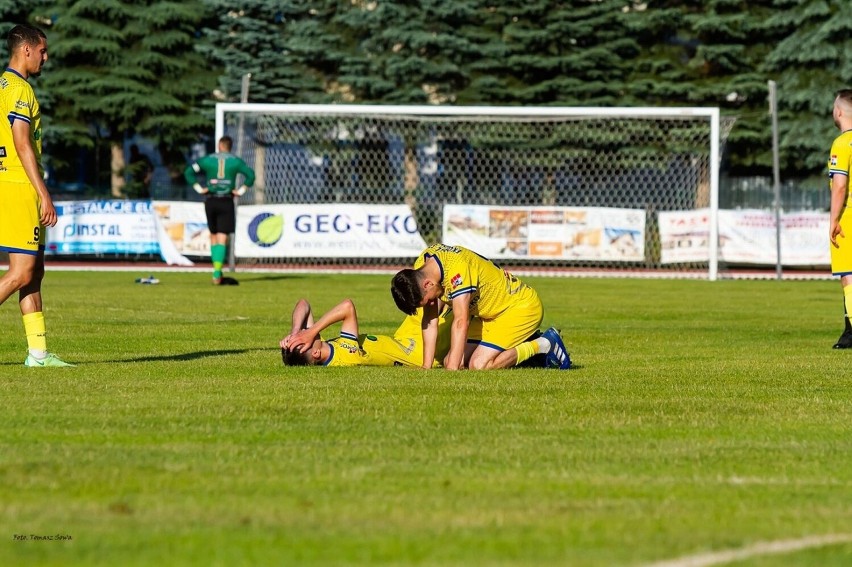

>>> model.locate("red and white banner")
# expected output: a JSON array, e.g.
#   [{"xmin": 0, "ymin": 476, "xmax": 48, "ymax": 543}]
[{"xmin": 659, "ymin": 208, "xmax": 829, "ymax": 265}]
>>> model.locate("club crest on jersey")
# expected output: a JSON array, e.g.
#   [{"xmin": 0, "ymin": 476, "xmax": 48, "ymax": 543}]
[
  {"xmin": 451, "ymin": 273, "xmax": 463, "ymax": 288},
  {"xmin": 831, "ymin": 155, "xmax": 838, "ymax": 166}
]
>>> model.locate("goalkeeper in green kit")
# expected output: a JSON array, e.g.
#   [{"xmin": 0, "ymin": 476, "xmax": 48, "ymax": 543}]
[{"xmin": 184, "ymin": 136, "xmax": 255, "ymax": 285}]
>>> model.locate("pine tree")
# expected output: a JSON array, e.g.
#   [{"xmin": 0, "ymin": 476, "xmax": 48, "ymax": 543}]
[
  {"xmin": 472, "ymin": 0, "xmax": 638, "ymax": 106},
  {"xmin": 329, "ymin": 1, "xmax": 483, "ymax": 104},
  {"xmin": 38, "ymin": 0, "xmax": 216, "ymax": 195},
  {"xmin": 764, "ymin": 0, "xmax": 852, "ymax": 177},
  {"xmin": 628, "ymin": 1, "xmax": 782, "ymax": 174},
  {"xmin": 199, "ymin": 1, "xmax": 331, "ymax": 103}
]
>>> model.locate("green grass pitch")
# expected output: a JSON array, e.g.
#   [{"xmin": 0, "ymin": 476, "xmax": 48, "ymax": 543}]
[{"xmin": 1, "ymin": 270, "xmax": 852, "ymax": 566}]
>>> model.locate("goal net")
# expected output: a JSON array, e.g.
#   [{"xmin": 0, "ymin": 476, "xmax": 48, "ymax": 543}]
[{"xmin": 216, "ymin": 103, "xmax": 726, "ymax": 279}]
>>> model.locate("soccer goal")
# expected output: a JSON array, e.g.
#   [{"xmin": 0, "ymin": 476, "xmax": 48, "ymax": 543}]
[{"xmin": 215, "ymin": 103, "xmax": 726, "ymax": 279}]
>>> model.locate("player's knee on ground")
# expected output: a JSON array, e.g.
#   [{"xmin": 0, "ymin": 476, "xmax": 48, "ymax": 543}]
[{"xmin": 468, "ymin": 350, "xmax": 499, "ymax": 370}]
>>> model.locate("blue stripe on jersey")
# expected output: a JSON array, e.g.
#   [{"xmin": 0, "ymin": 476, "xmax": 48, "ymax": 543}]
[
  {"xmin": 425, "ymin": 253, "xmax": 444, "ymax": 284},
  {"xmin": 829, "ymin": 169, "xmax": 849, "ymax": 177},
  {"xmin": 9, "ymin": 111, "xmax": 31, "ymax": 124},
  {"xmin": 5, "ymin": 67, "xmax": 25, "ymax": 79},
  {"xmin": 0, "ymin": 244, "xmax": 40, "ymax": 255},
  {"xmin": 448, "ymin": 286, "xmax": 475, "ymax": 299},
  {"xmin": 340, "ymin": 332, "xmax": 357, "ymax": 340},
  {"xmin": 323, "ymin": 343, "xmax": 335, "ymax": 366},
  {"xmin": 474, "ymin": 339, "xmax": 505, "ymax": 352}
]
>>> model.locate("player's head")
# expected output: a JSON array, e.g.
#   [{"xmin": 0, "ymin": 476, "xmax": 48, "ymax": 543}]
[
  {"xmin": 281, "ymin": 337, "xmax": 326, "ymax": 366},
  {"xmin": 281, "ymin": 347, "xmax": 312, "ymax": 366},
  {"xmin": 219, "ymin": 136, "xmax": 233, "ymax": 152},
  {"xmin": 835, "ymin": 89, "xmax": 852, "ymax": 129},
  {"xmin": 7, "ymin": 24, "xmax": 47, "ymax": 77},
  {"xmin": 391, "ymin": 269, "xmax": 424, "ymax": 315}
]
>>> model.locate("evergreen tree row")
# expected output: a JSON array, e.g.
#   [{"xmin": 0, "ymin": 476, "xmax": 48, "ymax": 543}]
[{"xmin": 1, "ymin": 0, "xmax": 850, "ymax": 190}]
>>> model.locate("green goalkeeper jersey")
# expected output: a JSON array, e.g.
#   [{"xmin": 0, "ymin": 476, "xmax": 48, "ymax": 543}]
[{"xmin": 184, "ymin": 152, "xmax": 255, "ymax": 196}]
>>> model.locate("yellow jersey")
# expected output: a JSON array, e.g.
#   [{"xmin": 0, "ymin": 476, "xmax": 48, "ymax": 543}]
[
  {"xmin": 829, "ymin": 130, "xmax": 852, "ymax": 204},
  {"xmin": 323, "ymin": 306, "xmax": 453, "ymax": 367},
  {"xmin": 324, "ymin": 333, "xmax": 368, "ymax": 367},
  {"xmin": 413, "ymin": 244, "xmax": 530, "ymax": 320},
  {"xmin": 0, "ymin": 68, "xmax": 43, "ymax": 183}
]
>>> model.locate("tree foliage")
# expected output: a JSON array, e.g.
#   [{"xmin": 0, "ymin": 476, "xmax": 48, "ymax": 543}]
[
  {"xmin": 199, "ymin": 1, "xmax": 331, "ymax": 104},
  {"xmin": 39, "ymin": 0, "xmax": 215, "ymax": 149},
  {"xmin": 3, "ymin": 0, "xmax": 849, "ymax": 186},
  {"xmin": 764, "ymin": 0, "xmax": 852, "ymax": 175}
]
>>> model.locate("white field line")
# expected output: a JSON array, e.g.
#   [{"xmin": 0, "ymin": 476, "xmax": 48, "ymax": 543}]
[{"xmin": 643, "ymin": 533, "xmax": 852, "ymax": 567}]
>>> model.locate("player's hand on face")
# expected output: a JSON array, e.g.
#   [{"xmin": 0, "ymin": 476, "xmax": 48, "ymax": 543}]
[
  {"xmin": 288, "ymin": 329, "xmax": 317, "ymax": 353},
  {"xmin": 280, "ymin": 335, "xmax": 293, "ymax": 350}
]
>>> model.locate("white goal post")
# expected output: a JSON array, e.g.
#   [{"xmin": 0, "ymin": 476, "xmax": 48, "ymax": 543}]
[{"xmin": 215, "ymin": 103, "xmax": 723, "ymax": 279}]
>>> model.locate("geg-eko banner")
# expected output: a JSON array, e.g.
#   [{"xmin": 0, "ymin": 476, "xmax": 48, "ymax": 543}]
[
  {"xmin": 235, "ymin": 203, "xmax": 427, "ymax": 258},
  {"xmin": 442, "ymin": 204, "xmax": 646, "ymax": 261}
]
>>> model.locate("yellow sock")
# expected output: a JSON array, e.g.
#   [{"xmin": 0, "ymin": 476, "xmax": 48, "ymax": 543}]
[
  {"xmin": 22, "ymin": 311, "xmax": 47, "ymax": 354},
  {"xmin": 844, "ymin": 286, "xmax": 852, "ymax": 322},
  {"xmin": 515, "ymin": 340, "xmax": 538, "ymax": 366}
]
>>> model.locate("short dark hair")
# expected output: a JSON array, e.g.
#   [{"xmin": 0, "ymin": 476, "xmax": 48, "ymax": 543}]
[
  {"xmin": 281, "ymin": 347, "xmax": 311, "ymax": 366},
  {"xmin": 391, "ymin": 269, "xmax": 422, "ymax": 316},
  {"xmin": 7, "ymin": 24, "xmax": 46, "ymax": 54},
  {"xmin": 219, "ymin": 136, "xmax": 233, "ymax": 152},
  {"xmin": 837, "ymin": 89, "xmax": 852, "ymax": 106}
]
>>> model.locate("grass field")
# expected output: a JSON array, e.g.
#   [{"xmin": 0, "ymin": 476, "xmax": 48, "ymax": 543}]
[{"xmin": 1, "ymin": 270, "xmax": 852, "ymax": 566}]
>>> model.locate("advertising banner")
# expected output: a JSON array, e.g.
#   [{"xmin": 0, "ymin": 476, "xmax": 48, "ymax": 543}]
[
  {"xmin": 659, "ymin": 209, "xmax": 829, "ymax": 265},
  {"xmin": 47, "ymin": 200, "xmax": 159, "ymax": 255},
  {"xmin": 151, "ymin": 201, "xmax": 209, "ymax": 257},
  {"xmin": 718, "ymin": 209, "xmax": 828, "ymax": 265},
  {"xmin": 234, "ymin": 203, "xmax": 427, "ymax": 258},
  {"xmin": 443, "ymin": 204, "xmax": 645, "ymax": 261},
  {"xmin": 658, "ymin": 209, "xmax": 711, "ymax": 264}
]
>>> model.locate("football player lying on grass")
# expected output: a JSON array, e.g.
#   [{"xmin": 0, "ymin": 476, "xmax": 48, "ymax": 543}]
[
  {"xmin": 280, "ymin": 297, "xmax": 558, "ymax": 370},
  {"xmin": 280, "ymin": 298, "xmax": 453, "ymax": 367}
]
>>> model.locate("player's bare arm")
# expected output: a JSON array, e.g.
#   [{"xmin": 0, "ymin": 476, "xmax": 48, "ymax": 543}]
[
  {"xmin": 281, "ymin": 299, "xmax": 316, "ymax": 349},
  {"xmin": 11, "ymin": 118, "xmax": 56, "ymax": 227},
  {"xmin": 830, "ymin": 174, "xmax": 848, "ymax": 248},
  {"xmin": 420, "ymin": 300, "xmax": 440, "ymax": 369},
  {"xmin": 289, "ymin": 299, "xmax": 359, "ymax": 353},
  {"xmin": 444, "ymin": 294, "xmax": 471, "ymax": 370}
]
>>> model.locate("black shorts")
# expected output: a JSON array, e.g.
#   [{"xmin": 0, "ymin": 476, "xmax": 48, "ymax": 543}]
[{"xmin": 205, "ymin": 196, "xmax": 236, "ymax": 234}]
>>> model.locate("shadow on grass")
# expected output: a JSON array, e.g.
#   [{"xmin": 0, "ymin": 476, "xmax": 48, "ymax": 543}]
[
  {"xmin": 106, "ymin": 348, "xmax": 272, "ymax": 363},
  {"xmin": 228, "ymin": 274, "xmax": 309, "ymax": 284},
  {"xmin": 0, "ymin": 348, "xmax": 276, "ymax": 365}
]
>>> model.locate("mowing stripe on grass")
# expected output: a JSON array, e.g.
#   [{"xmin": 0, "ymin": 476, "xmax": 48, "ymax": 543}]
[{"xmin": 645, "ymin": 533, "xmax": 852, "ymax": 567}]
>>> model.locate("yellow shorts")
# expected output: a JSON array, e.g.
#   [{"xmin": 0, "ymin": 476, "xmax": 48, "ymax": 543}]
[
  {"xmin": 832, "ymin": 205, "xmax": 852, "ymax": 276},
  {"xmin": 362, "ymin": 334, "xmax": 431, "ymax": 367},
  {"xmin": 369, "ymin": 306, "xmax": 454, "ymax": 367},
  {"xmin": 467, "ymin": 286, "xmax": 543, "ymax": 351},
  {"xmin": 0, "ymin": 180, "xmax": 45, "ymax": 255}
]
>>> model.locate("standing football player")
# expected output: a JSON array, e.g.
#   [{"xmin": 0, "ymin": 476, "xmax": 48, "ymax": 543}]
[
  {"xmin": 184, "ymin": 135, "xmax": 255, "ymax": 285},
  {"xmin": 828, "ymin": 89, "xmax": 852, "ymax": 349},
  {"xmin": 0, "ymin": 24, "xmax": 73, "ymax": 367}
]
